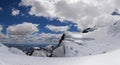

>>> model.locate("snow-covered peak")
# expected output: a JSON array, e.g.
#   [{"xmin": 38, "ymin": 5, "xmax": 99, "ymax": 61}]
[{"xmin": 59, "ymin": 21, "xmax": 120, "ymax": 57}]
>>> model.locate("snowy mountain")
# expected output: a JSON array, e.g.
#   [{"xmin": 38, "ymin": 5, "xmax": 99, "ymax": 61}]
[
  {"xmin": 0, "ymin": 21, "xmax": 120, "ymax": 65},
  {"xmin": 1, "ymin": 42, "xmax": 120, "ymax": 65},
  {"xmin": 57, "ymin": 21, "xmax": 120, "ymax": 57}
]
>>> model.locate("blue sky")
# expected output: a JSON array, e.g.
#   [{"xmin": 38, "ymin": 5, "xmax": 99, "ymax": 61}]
[
  {"xmin": 0, "ymin": 0, "xmax": 79, "ymax": 34},
  {"xmin": 0, "ymin": 0, "xmax": 120, "ymax": 44}
]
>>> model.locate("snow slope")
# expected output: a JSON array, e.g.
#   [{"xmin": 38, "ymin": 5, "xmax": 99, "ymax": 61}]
[
  {"xmin": 60, "ymin": 21, "xmax": 120, "ymax": 57},
  {"xmin": 0, "ymin": 42, "xmax": 10, "ymax": 53},
  {"xmin": 1, "ymin": 21, "xmax": 120, "ymax": 65},
  {"xmin": 0, "ymin": 43, "xmax": 120, "ymax": 65},
  {"xmin": 9, "ymin": 47, "xmax": 26, "ymax": 55}
]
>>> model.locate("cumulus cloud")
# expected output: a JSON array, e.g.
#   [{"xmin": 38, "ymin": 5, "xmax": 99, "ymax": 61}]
[
  {"xmin": 7, "ymin": 22, "xmax": 39, "ymax": 35},
  {"xmin": 0, "ymin": 33, "xmax": 61, "ymax": 44},
  {"xmin": 46, "ymin": 25, "xmax": 69, "ymax": 32},
  {"xmin": 0, "ymin": 34, "xmax": 8, "ymax": 39},
  {"xmin": 11, "ymin": 8, "xmax": 20, "ymax": 16},
  {"xmin": 20, "ymin": 0, "xmax": 120, "ymax": 30},
  {"xmin": 0, "ymin": 25, "xmax": 3, "ymax": 32},
  {"xmin": 0, "ymin": 22, "xmax": 39, "ymax": 43},
  {"xmin": 0, "ymin": 23, "xmax": 62, "ymax": 44},
  {"xmin": 31, "ymin": 33, "xmax": 61, "ymax": 44},
  {"xmin": 19, "ymin": 0, "xmax": 55, "ymax": 17}
]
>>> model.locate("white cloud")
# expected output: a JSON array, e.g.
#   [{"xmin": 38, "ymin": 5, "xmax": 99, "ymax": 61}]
[
  {"xmin": 0, "ymin": 23, "xmax": 62, "ymax": 44},
  {"xmin": 113, "ymin": 0, "xmax": 120, "ymax": 9},
  {"xmin": 11, "ymin": 8, "xmax": 20, "ymax": 16},
  {"xmin": 7, "ymin": 22, "xmax": 39, "ymax": 35},
  {"xmin": 20, "ymin": 0, "xmax": 55, "ymax": 17},
  {"xmin": 46, "ymin": 25, "xmax": 69, "ymax": 32},
  {"xmin": 30, "ymin": 33, "xmax": 61, "ymax": 44},
  {"xmin": 20, "ymin": 0, "xmax": 120, "ymax": 30},
  {"xmin": 0, "ymin": 22, "xmax": 39, "ymax": 43},
  {"xmin": 0, "ymin": 25, "xmax": 3, "ymax": 32},
  {"xmin": 0, "ymin": 33, "xmax": 8, "ymax": 39},
  {"xmin": 0, "ymin": 33, "xmax": 61, "ymax": 44}
]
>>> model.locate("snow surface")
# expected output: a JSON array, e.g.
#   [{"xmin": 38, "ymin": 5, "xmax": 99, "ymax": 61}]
[
  {"xmin": 0, "ymin": 21, "xmax": 120, "ymax": 65},
  {"xmin": 60, "ymin": 21, "xmax": 120, "ymax": 57},
  {"xmin": 0, "ymin": 43, "xmax": 120, "ymax": 65},
  {"xmin": 32, "ymin": 50, "xmax": 48, "ymax": 57},
  {"xmin": 9, "ymin": 47, "xmax": 26, "ymax": 55}
]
